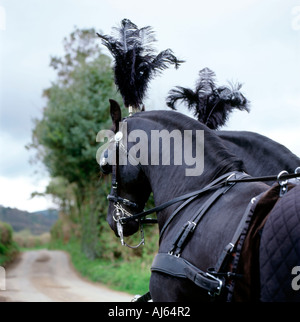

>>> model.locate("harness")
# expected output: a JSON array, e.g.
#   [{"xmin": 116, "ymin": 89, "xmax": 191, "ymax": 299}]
[
  {"xmin": 101, "ymin": 130, "xmax": 300, "ymax": 299},
  {"xmin": 151, "ymin": 183, "xmax": 261, "ymax": 298}
]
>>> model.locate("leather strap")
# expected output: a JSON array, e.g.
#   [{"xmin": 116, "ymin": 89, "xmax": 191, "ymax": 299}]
[
  {"xmin": 213, "ymin": 192, "xmax": 263, "ymax": 273},
  {"xmin": 151, "ymin": 172, "xmax": 253, "ymax": 297},
  {"xmin": 170, "ymin": 185, "xmax": 230, "ymax": 256},
  {"xmin": 151, "ymin": 253, "xmax": 223, "ymax": 296},
  {"xmin": 168, "ymin": 172, "xmax": 250, "ymax": 256},
  {"xmin": 121, "ymin": 171, "xmax": 248, "ymax": 224}
]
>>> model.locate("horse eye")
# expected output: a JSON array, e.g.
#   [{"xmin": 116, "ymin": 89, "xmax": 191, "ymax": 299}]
[{"xmin": 100, "ymin": 150, "xmax": 112, "ymax": 174}]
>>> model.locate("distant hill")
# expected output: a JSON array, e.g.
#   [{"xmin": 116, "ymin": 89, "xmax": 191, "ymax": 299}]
[{"xmin": 0, "ymin": 206, "xmax": 58, "ymax": 235}]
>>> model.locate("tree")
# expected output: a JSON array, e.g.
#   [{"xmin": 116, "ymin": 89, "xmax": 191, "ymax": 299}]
[{"xmin": 29, "ymin": 27, "xmax": 122, "ymax": 258}]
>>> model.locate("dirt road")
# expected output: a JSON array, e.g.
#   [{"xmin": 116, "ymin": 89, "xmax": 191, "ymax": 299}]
[{"xmin": 0, "ymin": 250, "xmax": 133, "ymax": 302}]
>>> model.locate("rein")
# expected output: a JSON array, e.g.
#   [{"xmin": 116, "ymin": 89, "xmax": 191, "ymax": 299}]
[
  {"xmin": 120, "ymin": 170, "xmax": 300, "ymax": 224},
  {"xmin": 120, "ymin": 172, "xmax": 240, "ymax": 224},
  {"xmin": 227, "ymin": 171, "xmax": 300, "ymax": 184}
]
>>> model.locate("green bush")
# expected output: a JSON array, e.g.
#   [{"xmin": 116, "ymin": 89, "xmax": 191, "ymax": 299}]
[
  {"xmin": 13, "ymin": 230, "xmax": 51, "ymax": 249},
  {"xmin": 0, "ymin": 221, "xmax": 19, "ymax": 266},
  {"xmin": 0, "ymin": 221, "xmax": 13, "ymax": 245}
]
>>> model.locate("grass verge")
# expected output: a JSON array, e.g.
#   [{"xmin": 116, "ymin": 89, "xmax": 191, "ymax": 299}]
[{"xmin": 49, "ymin": 238, "xmax": 152, "ymax": 296}]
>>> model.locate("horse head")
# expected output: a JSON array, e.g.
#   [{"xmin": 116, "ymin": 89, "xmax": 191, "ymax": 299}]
[{"xmin": 98, "ymin": 100, "xmax": 245, "ymax": 248}]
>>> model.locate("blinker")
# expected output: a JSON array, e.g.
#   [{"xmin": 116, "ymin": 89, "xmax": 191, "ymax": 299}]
[
  {"xmin": 115, "ymin": 131, "xmax": 123, "ymax": 142},
  {"xmin": 100, "ymin": 149, "xmax": 112, "ymax": 174}
]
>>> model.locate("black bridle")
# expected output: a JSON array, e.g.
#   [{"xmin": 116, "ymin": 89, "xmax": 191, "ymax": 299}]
[{"xmin": 107, "ymin": 131, "xmax": 140, "ymax": 210}]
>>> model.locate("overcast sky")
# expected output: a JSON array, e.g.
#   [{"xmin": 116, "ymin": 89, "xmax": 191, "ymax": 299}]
[{"xmin": 0, "ymin": 0, "xmax": 300, "ymax": 212}]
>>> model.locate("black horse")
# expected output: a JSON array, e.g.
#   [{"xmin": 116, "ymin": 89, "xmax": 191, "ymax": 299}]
[
  {"xmin": 96, "ymin": 19, "xmax": 300, "ymax": 301},
  {"xmin": 100, "ymin": 100, "xmax": 300, "ymax": 301}
]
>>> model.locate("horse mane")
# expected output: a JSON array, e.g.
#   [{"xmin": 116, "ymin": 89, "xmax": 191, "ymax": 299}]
[
  {"xmin": 131, "ymin": 110, "xmax": 245, "ymax": 177},
  {"xmin": 166, "ymin": 68, "xmax": 250, "ymax": 130}
]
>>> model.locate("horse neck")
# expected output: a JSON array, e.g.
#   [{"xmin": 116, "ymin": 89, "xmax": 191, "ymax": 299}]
[{"xmin": 129, "ymin": 111, "xmax": 244, "ymax": 219}]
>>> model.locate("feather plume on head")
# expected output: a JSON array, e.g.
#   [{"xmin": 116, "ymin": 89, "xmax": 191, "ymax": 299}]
[
  {"xmin": 166, "ymin": 67, "xmax": 250, "ymax": 130},
  {"xmin": 97, "ymin": 19, "xmax": 184, "ymax": 112}
]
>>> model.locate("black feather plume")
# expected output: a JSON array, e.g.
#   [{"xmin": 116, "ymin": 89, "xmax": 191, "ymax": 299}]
[
  {"xmin": 166, "ymin": 68, "xmax": 250, "ymax": 130},
  {"xmin": 97, "ymin": 19, "xmax": 184, "ymax": 110}
]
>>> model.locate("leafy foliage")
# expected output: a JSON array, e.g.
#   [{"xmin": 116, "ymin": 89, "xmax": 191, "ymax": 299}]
[
  {"xmin": 0, "ymin": 221, "xmax": 19, "ymax": 266},
  {"xmin": 28, "ymin": 27, "xmax": 125, "ymax": 258},
  {"xmin": 30, "ymin": 28, "xmax": 122, "ymax": 189},
  {"xmin": 32, "ymin": 54, "xmax": 115, "ymax": 186}
]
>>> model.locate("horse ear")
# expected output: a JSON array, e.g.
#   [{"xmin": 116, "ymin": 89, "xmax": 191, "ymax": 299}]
[{"xmin": 109, "ymin": 99, "xmax": 122, "ymax": 132}]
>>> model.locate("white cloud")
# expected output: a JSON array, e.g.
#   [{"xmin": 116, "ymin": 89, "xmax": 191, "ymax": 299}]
[
  {"xmin": 0, "ymin": 131, "xmax": 55, "ymax": 212},
  {"xmin": 225, "ymin": 93, "xmax": 300, "ymax": 157},
  {"xmin": 0, "ymin": 175, "xmax": 56, "ymax": 213},
  {"xmin": 0, "ymin": 131, "xmax": 32, "ymax": 177},
  {"xmin": 263, "ymin": 128, "xmax": 300, "ymax": 158}
]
